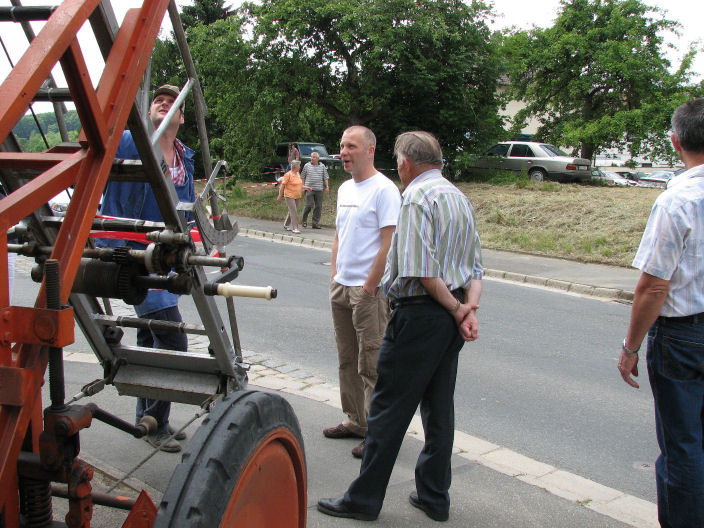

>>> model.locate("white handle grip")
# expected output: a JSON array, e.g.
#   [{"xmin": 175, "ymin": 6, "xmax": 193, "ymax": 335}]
[{"xmin": 215, "ymin": 283, "xmax": 276, "ymax": 300}]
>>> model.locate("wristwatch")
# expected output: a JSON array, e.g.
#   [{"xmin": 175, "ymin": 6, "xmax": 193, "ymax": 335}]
[{"xmin": 622, "ymin": 338, "xmax": 640, "ymax": 355}]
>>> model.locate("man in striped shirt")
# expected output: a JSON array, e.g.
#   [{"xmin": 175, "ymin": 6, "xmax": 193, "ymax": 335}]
[
  {"xmin": 301, "ymin": 151, "xmax": 330, "ymax": 228},
  {"xmin": 618, "ymin": 98, "xmax": 704, "ymax": 527},
  {"xmin": 318, "ymin": 131, "xmax": 482, "ymax": 522}
]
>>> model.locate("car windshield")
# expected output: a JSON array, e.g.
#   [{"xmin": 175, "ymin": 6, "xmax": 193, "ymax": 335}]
[
  {"xmin": 540, "ymin": 144, "xmax": 568, "ymax": 157},
  {"xmin": 299, "ymin": 144, "xmax": 329, "ymax": 157}
]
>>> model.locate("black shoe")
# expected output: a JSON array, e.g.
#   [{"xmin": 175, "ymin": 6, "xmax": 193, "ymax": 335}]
[
  {"xmin": 312, "ymin": 224, "xmax": 321, "ymax": 229},
  {"xmin": 317, "ymin": 497, "xmax": 377, "ymax": 521},
  {"xmin": 302, "ymin": 221, "xmax": 307, "ymax": 228},
  {"xmin": 409, "ymin": 492, "xmax": 449, "ymax": 522}
]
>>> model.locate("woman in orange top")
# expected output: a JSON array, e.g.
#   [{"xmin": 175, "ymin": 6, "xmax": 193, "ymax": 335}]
[{"xmin": 277, "ymin": 160, "xmax": 304, "ymax": 233}]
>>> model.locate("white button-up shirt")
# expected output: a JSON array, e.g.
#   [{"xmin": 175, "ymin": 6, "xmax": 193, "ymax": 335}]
[{"xmin": 632, "ymin": 163, "xmax": 704, "ymax": 316}]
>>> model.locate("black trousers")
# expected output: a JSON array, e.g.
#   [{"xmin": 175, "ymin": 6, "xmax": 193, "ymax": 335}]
[{"xmin": 343, "ymin": 300, "xmax": 465, "ymax": 517}]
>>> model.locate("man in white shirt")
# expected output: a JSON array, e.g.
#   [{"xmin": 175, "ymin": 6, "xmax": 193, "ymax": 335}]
[
  {"xmin": 323, "ymin": 126, "xmax": 401, "ymax": 459},
  {"xmin": 618, "ymin": 98, "xmax": 704, "ymax": 528}
]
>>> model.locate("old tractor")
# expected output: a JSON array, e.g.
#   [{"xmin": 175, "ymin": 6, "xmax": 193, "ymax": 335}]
[{"xmin": 0, "ymin": 1, "xmax": 306, "ymax": 526}]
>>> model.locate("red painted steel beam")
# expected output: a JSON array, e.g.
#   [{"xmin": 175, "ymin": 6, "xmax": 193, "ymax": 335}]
[
  {"xmin": 0, "ymin": 0, "xmax": 172, "ymax": 521},
  {"xmin": 61, "ymin": 39, "xmax": 108, "ymax": 151},
  {"xmin": 0, "ymin": 152, "xmax": 73, "ymax": 169},
  {"xmin": 0, "ymin": 151, "xmax": 85, "ymax": 226},
  {"xmin": 0, "ymin": 0, "xmax": 101, "ymax": 143}
]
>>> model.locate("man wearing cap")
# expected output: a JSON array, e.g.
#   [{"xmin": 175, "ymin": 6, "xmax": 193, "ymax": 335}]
[
  {"xmin": 618, "ymin": 98, "xmax": 704, "ymax": 527},
  {"xmin": 99, "ymin": 84, "xmax": 195, "ymax": 453}
]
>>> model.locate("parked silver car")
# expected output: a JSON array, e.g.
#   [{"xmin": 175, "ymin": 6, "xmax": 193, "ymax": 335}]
[
  {"xmin": 635, "ymin": 171, "xmax": 675, "ymax": 189},
  {"xmin": 469, "ymin": 141, "xmax": 592, "ymax": 182}
]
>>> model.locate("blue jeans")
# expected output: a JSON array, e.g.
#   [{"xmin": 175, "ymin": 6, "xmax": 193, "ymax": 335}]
[
  {"xmin": 135, "ymin": 306, "xmax": 188, "ymax": 434},
  {"xmin": 646, "ymin": 318, "xmax": 704, "ymax": 528}
]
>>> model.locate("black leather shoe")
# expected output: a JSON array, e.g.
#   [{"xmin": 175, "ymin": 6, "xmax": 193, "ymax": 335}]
[
  {"xmin": 317, "ymin": 497, "xmax": 377, "ymax": 521},
  {"xmin": 302, "ymin": 221, "xmax": 307, "ymax": 228},
  {"xmin": 409, "ymin": 492, "xmax": 449, "ymax": 522},
  {"xmin": 312, "ymin": 224, "xmax": 322, "ymax": 229}
]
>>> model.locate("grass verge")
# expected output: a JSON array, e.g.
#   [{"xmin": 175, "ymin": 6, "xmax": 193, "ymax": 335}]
[{"xmin": 220, "ymin": 174, "xmax": 661, "ymax": 267}]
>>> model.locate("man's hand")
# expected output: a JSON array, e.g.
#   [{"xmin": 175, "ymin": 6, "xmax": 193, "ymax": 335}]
[
  {"xmin": 276, "ymin": 195, "xmax": 282, "ymax": 202},
  {"xmin": 618, "ymin": 350, "xmax": 639, "ymax": 388},
  {"xmin": 325, "ymin": 186, "xmax": 330, "ymax": 194},
  {"xmin": 454, "ymin": 304, "xmax": 479, "ymax": 341}
]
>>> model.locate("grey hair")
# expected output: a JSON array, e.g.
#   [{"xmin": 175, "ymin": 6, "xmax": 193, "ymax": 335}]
[
  {"xmin": 343, "ymin": 125, "xmax": 377, "ymax": 148},
  {"xmin": 311, "ymin": 152, "xmax": 320, "ymax": 158},
  {"xmin": 394, "ymin": 131, "xmax": 443, "ymax": 167},
  {"xmin": 291, "ymin": 160, "xmax": 301, "ymax": 167},
  {"xmin": 672, "ymin": 98, "xmax": 704, "ymax": 154}
]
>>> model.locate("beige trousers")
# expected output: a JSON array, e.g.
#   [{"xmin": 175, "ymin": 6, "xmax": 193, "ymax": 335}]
[{"xmin": 329, "ymin": 280, "xmax": 390, "ymax": 436}]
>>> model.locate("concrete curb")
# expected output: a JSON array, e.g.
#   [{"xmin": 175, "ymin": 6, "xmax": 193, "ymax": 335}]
[{"xmin": 238, "ymin": 228, "xmax": 636, "ymax": 302}]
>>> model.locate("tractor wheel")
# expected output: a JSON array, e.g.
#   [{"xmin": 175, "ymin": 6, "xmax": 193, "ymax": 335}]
[{"xmin": 153, "ymin": 391, "xmax": 306, "ymax": 528}]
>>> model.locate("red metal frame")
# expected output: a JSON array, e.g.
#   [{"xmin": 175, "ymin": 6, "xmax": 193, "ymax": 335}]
[{"xmin": 0, "ymin": 1, "xmax": 170, "ymax": 524}]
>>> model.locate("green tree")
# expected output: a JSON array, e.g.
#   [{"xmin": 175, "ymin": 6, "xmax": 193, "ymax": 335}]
[
  {"xmin": 181, "ymin": 0, "xmax": 234, "ymax": 29},
  {"xmin": 504, "ymin": 0, "xmax": 699, "ymax": 162},
  {"xmin": 246, "ymin": 0, "xmax": 503, "ymax": 165}
]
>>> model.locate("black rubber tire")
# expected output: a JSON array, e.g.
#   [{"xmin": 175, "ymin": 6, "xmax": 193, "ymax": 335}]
[
  {"xmin": 153, "ymin": 390, "xmax": 305, "ymax": 527},
  {"xmin": 529, "ymin": 168, "xmax": 547, "ymax": 182}
]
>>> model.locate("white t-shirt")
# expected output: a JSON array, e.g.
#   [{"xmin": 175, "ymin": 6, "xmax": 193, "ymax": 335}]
[{"xmin": 334, "ymin": 172, "xmax": 402, "ymax": 286}]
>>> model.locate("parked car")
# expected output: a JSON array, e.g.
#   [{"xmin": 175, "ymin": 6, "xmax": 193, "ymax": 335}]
[
  {"xmin": 468, "ymin": 141, "xmax": 592, "ymax": 182},
  {"xmin": 636, "ymin": 170, "xmax": 675, "ymax": 189},
  {"xmin": 48, "ymin": 189, "xmax": 73, "ymax": 216},
  {"xmin": 590, "ymin": 169, "xmax": 634, "ymax": 186},
  {"xmin": 270, "ymin": 142, "xmax": 340, "ymax": 175}
]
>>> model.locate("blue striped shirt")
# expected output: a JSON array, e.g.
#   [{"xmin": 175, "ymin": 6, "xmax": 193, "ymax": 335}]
[
  {"xmin": 383, "ymin": 169, "xmax": 482, "ymax": 301},
  {"xmin": 632, "ymin": 163, "xmax": 704, "ymax": 317}
]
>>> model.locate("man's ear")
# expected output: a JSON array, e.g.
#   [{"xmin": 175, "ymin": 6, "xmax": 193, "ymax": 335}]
[{"xmin": 671, "ymin": 133, "xmax": 681, "ymax": 153}]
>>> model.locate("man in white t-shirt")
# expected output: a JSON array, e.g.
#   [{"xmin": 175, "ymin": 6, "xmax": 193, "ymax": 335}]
[{"xmin": 324, "ymin": 126, "xmax": 401, "ymax": 459}]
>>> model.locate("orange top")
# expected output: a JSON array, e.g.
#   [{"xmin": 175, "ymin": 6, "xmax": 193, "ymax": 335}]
[{"xmin": 282, "ymin": 170, "xmax": 303, "ymax": 199}]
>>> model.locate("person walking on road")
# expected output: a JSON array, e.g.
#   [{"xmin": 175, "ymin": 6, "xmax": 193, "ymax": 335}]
[
  {"xmin": 301, "ymin": 151, "xmax": 329, "ymax": 228},
  {"xmin": 618, "ymin": 98, "xmax": 704, "ymax": 528},
  {"xmin": 99, "ymin": 84, "xmax": 194, "ymax": 453},
  {"xmin": 277, "ymin": 159, "xmax": 303, "ymax": 233},
  {"xmin": 323, "ymin": 126, "xmax": 401, "ymax": 458},
  {"xmin": 318, "ymin": 130, "xmax": 482, "ymax": 522}
]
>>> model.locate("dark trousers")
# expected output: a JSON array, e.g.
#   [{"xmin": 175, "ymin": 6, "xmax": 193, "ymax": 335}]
[
  {"xmin": 647, "ymin": 317, "xmax": 704, "ymax": 528},
  {"xmin": 301, "ymin": 189, "xmax": 324, "ymax": 226},
  {"xmin": 343, "ymin": 301, "xmax": 465, "ymax": 517},
  {"xmin": 135, "ymin": 306, "xmax": 188, "ymax": 434}
]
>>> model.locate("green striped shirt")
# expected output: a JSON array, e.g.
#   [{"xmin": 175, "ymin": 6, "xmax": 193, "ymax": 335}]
[{"xmin": 383, "ymin": 169, "xmax": 482, "ymax": 301}]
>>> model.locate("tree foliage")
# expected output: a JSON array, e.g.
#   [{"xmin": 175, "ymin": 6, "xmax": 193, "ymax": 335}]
[
  {"xmin": 168, "ymin": 0, "xmax": 505, "ymax": 178},
  {"xmin": 504, "ymin": 0, "xmax": 699, "ymax": 162},
  {"xmin": 245, "ymin": 0, "xmax": 503, "ymax": 167},
  {"xmin": 181, "ymin": 0, "xmax": 234, "ymax": 30}
]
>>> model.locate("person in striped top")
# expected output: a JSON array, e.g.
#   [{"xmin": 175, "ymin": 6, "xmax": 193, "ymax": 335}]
[
  {"xmin": 301, "ymin": 151, "xmax": 329, "ymax": 228},
  {"xmin": 318, "ymin": 131, "xmax": 482, "ymax": 522}
]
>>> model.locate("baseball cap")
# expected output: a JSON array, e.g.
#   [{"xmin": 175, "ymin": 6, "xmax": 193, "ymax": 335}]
[{"xmin": 152, "ymin": 84, "xmax": 185, "ymax": 110}]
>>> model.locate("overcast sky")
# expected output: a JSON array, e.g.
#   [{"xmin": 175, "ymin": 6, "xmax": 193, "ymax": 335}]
[{"xmin": 0, "ymin": 0, "xmax": 701, "ymax": 115}]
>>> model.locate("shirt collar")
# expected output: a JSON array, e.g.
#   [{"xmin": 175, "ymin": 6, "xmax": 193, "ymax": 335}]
[{"xmin": 403, "ymin": 168, "xmax": 442, "ymax": 195}]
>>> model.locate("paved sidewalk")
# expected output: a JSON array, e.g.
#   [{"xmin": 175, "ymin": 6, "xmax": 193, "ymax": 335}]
[{"xmin": 236, "ymin": 216, "xmax": 641, "ymax": 301}]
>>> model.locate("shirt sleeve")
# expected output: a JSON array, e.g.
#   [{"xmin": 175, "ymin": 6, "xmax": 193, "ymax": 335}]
[
  {"xmin": 632, "ymin": 202, "xmax": 684, "ymax": 280},
  {"xmin": 376, "ymin": 183, "xmax": 402, "ymax": 228},
  {"xmin": 396, "ymin": 202, "xmax": 440, "ymax": 279}
]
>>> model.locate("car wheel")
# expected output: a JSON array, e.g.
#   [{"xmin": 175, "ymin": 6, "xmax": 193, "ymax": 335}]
[{"xmin": 529, "ymin": 168, "xmax": 547, "ymax": 182}]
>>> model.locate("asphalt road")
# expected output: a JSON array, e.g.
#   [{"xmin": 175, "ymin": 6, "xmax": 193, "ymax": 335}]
[
  {"xmin": 183, "ymin": 236, "xmax": 661, "ymax": 504},
  {"xmin": 13, "ymin": 235, "xmax": 660, "ymax": 507}
]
